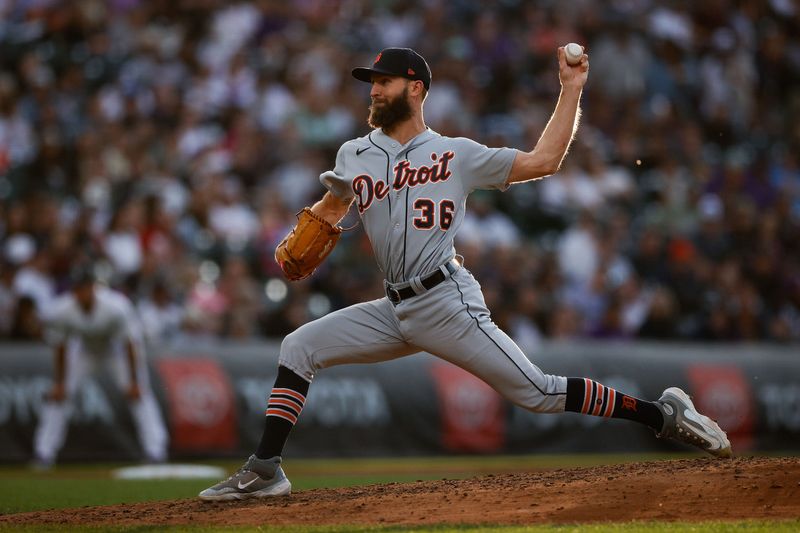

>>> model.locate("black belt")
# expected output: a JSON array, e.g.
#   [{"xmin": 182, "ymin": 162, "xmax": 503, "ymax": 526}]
[{"xmin": 386, "ymin": 260, "xmax": 459, "ymax": 304}]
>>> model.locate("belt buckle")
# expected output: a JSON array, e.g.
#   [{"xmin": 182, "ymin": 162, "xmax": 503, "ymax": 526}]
[
  {"xmin": 448, "ymin": 258, "xmax": 459, "ymax": 273},
  {"xmin": 387, "ymin": 287, "xmax": 401, "ymax": 304}
]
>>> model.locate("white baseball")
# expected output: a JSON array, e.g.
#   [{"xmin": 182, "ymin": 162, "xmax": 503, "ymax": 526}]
[{"xmin": 565, "ymin": 43, "xmax": 584, "ymax": 66}]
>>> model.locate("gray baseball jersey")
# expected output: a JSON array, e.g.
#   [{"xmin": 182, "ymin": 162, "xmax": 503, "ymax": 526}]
[
  {"xmin": 321, "ymin": 129, "xmax": 516, "ymax": 282},
  {"xmin": 280, "ymin": 127, "xmax": 567, "ymax": 414}
]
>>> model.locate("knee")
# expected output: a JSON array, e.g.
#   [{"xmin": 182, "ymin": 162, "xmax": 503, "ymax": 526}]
[
  {"xmin": 523, "ymin": 396, "xmax": 563, "ymax": 414},
  {"xmin": 511, "ymin": 374, "xmax": 567, "ymax": 414},
  {"xmin": 278, "ymin": 328, "xmax": 315, "ymax": 381},
  {"xmin": 279, "ymin": 328, "xmax": 305, "ymax": 359}
]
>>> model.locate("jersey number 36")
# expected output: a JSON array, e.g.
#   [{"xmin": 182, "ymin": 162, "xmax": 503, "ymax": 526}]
[{"xmin": 413, "ymin": 199, "xmax": 455, "ymax": 231}]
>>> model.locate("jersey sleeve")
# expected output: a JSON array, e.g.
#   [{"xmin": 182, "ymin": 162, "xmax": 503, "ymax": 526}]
[
  {"xmin": 454, "ymin": 138, "xmax": 519, "ymax": 193},
  {"xmin": 319, "ymin": 143, "xmax": 355, "ymax": 201},
  {"xmin": 109, "ymin": 293, "xmax": 144, "ymax": 343}
]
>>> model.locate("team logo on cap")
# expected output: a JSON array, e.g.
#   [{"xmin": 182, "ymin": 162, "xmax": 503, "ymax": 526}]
[
  {"xmin": 374, "ymin": 52, "xmax": 382, "ymax": 64},
  {"xmin": 408, "ymin": 68, "xmax": 415, "ymax": 75}
]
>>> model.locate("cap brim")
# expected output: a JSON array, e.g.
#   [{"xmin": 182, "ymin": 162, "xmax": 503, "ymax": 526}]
[{"xmin": 352, "ymin": 67, "xmax": 403, "ymax": 84}]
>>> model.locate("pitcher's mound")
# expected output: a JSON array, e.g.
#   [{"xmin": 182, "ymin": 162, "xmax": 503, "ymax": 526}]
[{"xmin": 3, "ymin": 457, "xmax": 798, "ymax": 527}]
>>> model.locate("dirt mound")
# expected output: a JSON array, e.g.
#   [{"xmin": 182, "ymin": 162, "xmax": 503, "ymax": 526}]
[{"xmin": 3, "ymin": 457, "xmax": 798, "ymax": 527}]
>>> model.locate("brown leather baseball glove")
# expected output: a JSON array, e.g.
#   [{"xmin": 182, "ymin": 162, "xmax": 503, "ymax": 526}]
[{"xmin": 275, "ymin": 208, "xmax": 342, "ymax": 281}]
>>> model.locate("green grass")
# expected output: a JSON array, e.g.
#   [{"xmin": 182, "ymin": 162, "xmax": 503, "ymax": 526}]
[{"xmin": 1, "ymin": 520, "xmax": 799, "ymax": 532}]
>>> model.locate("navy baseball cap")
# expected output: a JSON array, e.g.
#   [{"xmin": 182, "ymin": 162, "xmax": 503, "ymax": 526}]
[{"xmin": 352, "ymin": 48, "xmax": 431, "ymax": 90}]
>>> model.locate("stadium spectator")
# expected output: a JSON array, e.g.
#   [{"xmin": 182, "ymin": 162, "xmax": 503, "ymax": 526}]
[
  {"xmin": 0, "ymin": 1, "xmax": 798, "ymax": 345},
  {"xmin": 8, "ymin": 294, "xmax": 42, "ymax": 340},
  {"xmin": 137, "ymin": 278, "xmax": 185, "ymax": 346}
]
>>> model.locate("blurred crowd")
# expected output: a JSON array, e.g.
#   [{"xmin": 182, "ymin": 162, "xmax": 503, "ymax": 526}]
[{"xmin": 1, "ymin": 0, "xmax": 800, "ymax": 347}]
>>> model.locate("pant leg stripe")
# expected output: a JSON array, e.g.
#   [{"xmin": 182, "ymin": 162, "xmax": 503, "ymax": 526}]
[{"xmin": 451, "ymin": 275, "xmax": 564, "ymax": 397}]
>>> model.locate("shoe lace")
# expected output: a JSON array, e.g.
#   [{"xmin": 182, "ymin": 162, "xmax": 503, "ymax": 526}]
[{"xmin": 224, "ymin": 463, "xmax": 252, "ymax": 482}]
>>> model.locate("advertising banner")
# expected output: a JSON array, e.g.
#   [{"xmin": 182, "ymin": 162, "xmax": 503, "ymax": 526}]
[
  {"xmin": 430, "ymin": 361, "xmax": 505, "ymax": 453},
  {"xmin": 1, "ymin": 341, "xmax": 798, "ymax": 461},
  {"xmin": 157, "ymin": 358, "xmax": 238, "ymax": 454}
]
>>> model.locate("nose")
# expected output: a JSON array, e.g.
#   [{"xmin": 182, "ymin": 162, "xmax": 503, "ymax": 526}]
[{"xmin": 370, "ymin": 83, "xmax": 381, "ymax": 99}]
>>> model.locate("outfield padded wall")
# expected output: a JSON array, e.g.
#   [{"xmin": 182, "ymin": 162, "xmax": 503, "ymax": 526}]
[{"xmin": 0, "ymin": 341, "xmax": 798, "ymax": 461}]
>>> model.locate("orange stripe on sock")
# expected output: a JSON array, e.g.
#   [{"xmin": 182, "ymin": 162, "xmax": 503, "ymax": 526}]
[
  {"xmin": 272, "ymin": 388, "xmax": 306, "ymax": 403},
  {"xmin": 270, "ymin": 397, "xmax": 303, "ymax": 413},
  {"xmin": 266, "ymin": 408, "xmax": 297, "ymax": 424},
  {"xmin": 603, "ymin": 388, "xmax": 616, "ymax": 418},
  {"xmin": 581, "ymin": 379, "xmax": 593, "ymax": 414},
  {"xmin": 592, "ymin": 384, "xmax": 605, "ymax": 416}
]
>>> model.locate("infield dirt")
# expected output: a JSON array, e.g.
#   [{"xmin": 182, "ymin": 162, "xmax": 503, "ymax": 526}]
[{"xmin": 3, "ymin": 457, "xmax": 798, "ymax": 527}]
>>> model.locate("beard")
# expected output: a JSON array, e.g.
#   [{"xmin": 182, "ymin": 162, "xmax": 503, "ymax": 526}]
[{"xmin": 368, "ymin": 86, "xmax": 413, "ymax": 131}]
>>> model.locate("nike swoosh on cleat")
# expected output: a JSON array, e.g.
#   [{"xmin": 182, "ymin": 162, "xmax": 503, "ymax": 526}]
[
  {"xmin": 356, "ymin": 147, "xmax": 371, "ymax": 156},
  {"xmin": 683, "ymin": 409, "xmax": 721, "ymax": 448},
  {"xmin": 237, "ymin": 477, "xmax": 259, "ymax": 490}
]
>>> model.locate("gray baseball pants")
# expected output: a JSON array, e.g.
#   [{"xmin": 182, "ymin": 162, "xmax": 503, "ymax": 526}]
[{"xmin": 279, "ymin": 264, "xmax": 567, "ymax": 413}]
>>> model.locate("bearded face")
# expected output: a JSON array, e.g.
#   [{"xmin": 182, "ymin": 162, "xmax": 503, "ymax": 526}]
[{"xmin": 368, "ymin": 85, "xmax": 412, "ymax": 131}]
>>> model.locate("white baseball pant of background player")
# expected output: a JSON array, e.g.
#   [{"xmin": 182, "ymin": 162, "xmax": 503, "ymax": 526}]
[{"xmin": 34, "ymin": 286, "xmax": 168, "ymax": 465}]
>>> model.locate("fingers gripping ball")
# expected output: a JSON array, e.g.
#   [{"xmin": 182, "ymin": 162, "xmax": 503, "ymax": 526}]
[{"xmin": 275, "ymin": 208, "xmax": 342, "ymax": 281}]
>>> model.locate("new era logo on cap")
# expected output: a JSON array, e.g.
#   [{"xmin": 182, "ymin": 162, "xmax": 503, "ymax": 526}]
[{"xmin": 353, "ymin": 48, "xmax": 432, "ymax": 90}]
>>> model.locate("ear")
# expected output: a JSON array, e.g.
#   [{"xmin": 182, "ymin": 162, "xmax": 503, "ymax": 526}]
[{"xmin": 408, "ymin": 79, "xmax": 425, "ymax": 97}]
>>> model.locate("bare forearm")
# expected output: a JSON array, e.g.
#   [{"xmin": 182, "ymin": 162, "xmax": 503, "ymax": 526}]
[
  {"xmin": 509, "ymin": 87, "xmax": 582, "ymax": 184},
  {"xmin": 508, "ymin": 46, "xmax": 589, "ymax": 185},
  {"xmin": 310, "ymin": 192, "xmax": 352, "ymax": 226},
  {"xmin": 533, "ymin": 86, "xmax": 582, "ymax": 173}
]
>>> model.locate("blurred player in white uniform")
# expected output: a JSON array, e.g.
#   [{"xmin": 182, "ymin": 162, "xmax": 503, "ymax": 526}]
[{"xmin": 33, "ymin": 269, "xmax": 168, "ymax": 466}]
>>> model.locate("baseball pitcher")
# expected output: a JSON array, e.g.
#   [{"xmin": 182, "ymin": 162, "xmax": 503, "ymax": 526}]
[{"xmin": 200, "ymin": 47, "xmax": 730, "ymax": 501}]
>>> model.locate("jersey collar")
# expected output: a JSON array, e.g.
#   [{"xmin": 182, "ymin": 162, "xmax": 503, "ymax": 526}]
[{"xmin": 373, "ymin": 128, "xmax": 439, "ymax": 157}]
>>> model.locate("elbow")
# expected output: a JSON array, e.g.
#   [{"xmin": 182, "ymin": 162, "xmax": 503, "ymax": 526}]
[
  {"xmin": 545, "ymin": 158, "xmax": 563, "ymax": 176},
  {"xmin": 510, "ymin": 150, "xmax": 564, "ymax": 184},
  {"xmin": 540, "ymin": 158, "xmax": 561, "ymax": 177},
  {"xmin": 530, "ymin": 149, "xmax": 564, "ymax": 178},
  {"xmin": 530, "ymin": 158, "xmax": 561, "ymax": 180}
]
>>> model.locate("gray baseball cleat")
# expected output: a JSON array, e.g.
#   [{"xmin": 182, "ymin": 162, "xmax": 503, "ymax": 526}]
[
  {"xmin": 656, "ymin": 387, "xmax": 732, "ymax": 458},
  {"xmin": 198, "ymin": 455, "xmax": 291, "ymax": 501}
]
